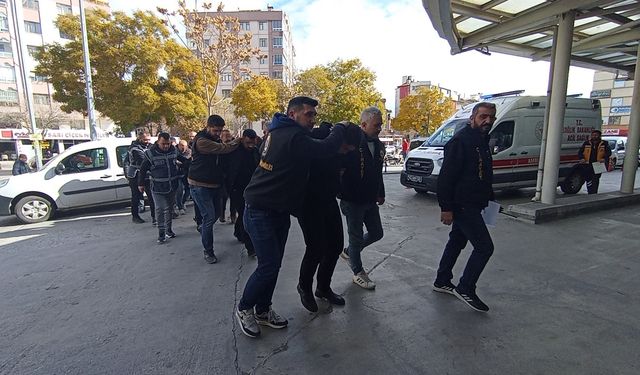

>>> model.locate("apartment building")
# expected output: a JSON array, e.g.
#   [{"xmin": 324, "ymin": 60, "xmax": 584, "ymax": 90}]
[
  {"xmin": 197, "ymin": 6, "xmax": 296, "ymax": 100},
  {"xmin": 394, "ymin": 75, "xmax": 470, "ymax": 117},
  {"xmin": 591, "ymin": 70, "xmax": 634, "ymax": 136},
  {"xmin": 0, "ymin": 0, "xmax": 110, "ymax": 160}
]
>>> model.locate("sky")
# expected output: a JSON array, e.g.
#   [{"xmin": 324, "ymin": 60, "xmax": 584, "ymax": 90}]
[{"xmin": 108, "ymin": 0, "xmax": 596, "ymax": 114}]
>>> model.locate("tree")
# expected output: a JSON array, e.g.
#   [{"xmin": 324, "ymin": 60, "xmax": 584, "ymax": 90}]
[
  {"xmin": 0, "ymin": 107, "xmax": 70, "ymax": 133},
  {"xmin": 34, "ymin": 10, "xmax": 207, "ymax": 134},
  {"xmin": 391, "ymin": 86, "xmax": 455, "ymax": 135},
  {"xmin": 294, "ymin": 59, "xmax": 383, "ymax": 123},
  {"xmin": 231, "ymin": 76, "xmax": 281, "ymax": 122},
  {"xmin": 158, "ymin": 1, "xmax": 265, "ymax": 115}
]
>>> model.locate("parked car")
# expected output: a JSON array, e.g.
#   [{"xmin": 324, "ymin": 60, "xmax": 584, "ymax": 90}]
[
  {"xmin": 603, "ymin": 136, "xmax": 625, "ymax": 168},
  {"xmin": 0, "ymin": 138, "xmax": 133, "ymax": 223}
]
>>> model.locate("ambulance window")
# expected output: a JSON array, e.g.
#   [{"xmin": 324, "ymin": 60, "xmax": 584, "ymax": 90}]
[
  {"xmin": 489, "ymin": 121, "xmax": 514, "ymax": 153},
  {"xmin": 427, "ymin": 119, "xmax": 468, "ymax": 147}
]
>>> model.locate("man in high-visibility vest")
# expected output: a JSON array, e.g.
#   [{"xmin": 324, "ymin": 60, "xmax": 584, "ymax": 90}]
[{"xmin": 578, "ymin": 129, "xmax": 612, "ymax": 194}]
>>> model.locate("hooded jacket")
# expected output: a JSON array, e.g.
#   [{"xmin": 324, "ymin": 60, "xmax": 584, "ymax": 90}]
[{"xmin": 243, "ymin": 113, "xmax": 345, "ymax": 216}]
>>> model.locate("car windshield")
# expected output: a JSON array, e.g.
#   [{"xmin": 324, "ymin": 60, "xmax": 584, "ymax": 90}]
[
  {"xmin": 607, "ymin": 140, "xmax": 616, "ymax": 150},
  {"xmin": 426, "ymin": 119, "xmax": 469, "ymax": 147}
]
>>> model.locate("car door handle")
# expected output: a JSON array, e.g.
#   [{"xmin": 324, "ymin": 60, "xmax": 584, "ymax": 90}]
[
  {"xmin": 520, "ymin": 151, "xmax": 528, "ymax": 155},
  {"xmin": 509, "ymin": 153, "xmax": 517, "ymax": 156},
  {"xmin": 116, "ymin": 173, "xmax": 125, "ymax": 177},
  {"xmin": 100, "ymin": 174, "xmax": 112, "ymax": 178}
]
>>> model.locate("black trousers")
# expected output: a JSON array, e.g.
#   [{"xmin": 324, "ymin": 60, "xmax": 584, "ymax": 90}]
[
  {"xmin": 297, "ymin": 198, "xmax": 344, "ymax": 292},
  {"xmin": 128, "ymin": 178, "xmax": 155, "ymax": 219},
  {"xmin": 231, "ymin": 188, "xmax": 254, "ymax": 253}
]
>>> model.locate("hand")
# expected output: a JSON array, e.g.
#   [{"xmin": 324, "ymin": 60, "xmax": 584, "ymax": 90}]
[
  {"xmin": 138, "ymin": 186, "xmax": 145, "ymax": 193},
  {"xmin": 441, "ymin": 211, "xmax": 453, "ymax": 225},
  {"xmin": 377, "ymin": 197, "xmax": 385, "ymax": 205}
]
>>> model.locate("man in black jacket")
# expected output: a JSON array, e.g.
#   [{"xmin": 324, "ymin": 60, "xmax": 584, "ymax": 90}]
[
  {"xmin": 433, "ymin": 102, "xmax": 496, "ymax": 313},
  {"xmin": 226, "ymin": 129, "xmax": 260, "ymax": 257},
  {"xmin": 125, "ymin": 130, "xmax": 154, "ymax": 224},
  {"xmin": 339, "ymin": 106, "xmax": 386, "ymax": 291},
  {"xmin": 295, "ymin": 122, "xmax": 361, "ymax": 312},
  {"xmin": 235, "ymin": 96, "xmax": 346, "ymax": 339},
  {"xmin": 188, "ymin": 115, "xmax": 240, "ymax": 264}
]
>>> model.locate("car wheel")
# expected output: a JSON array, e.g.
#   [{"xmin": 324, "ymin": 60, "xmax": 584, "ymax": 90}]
[
  {"xmin": 15, "ymin": 195, "xmax": 54, "ymax": 223},
  {"xmin": 560, "ymin": 169, "xmax": 584, "ymax": 194}
]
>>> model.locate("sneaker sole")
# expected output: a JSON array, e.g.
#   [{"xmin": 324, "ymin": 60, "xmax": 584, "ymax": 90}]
[
  {"xmin": 353, "ymin": 279, "xmax": 376, "ymax": 290},
  {"xmin": 432, "ymin": 286, "xmax": 455, "ymax": 295},
  {"xmin": 235, "ymin": 312, "xmax": 260, "ymax": 338},
  {"xmin": 255, "ymin": 320, "xmax": 288, "ymax": 329},
  {"xmin": 453, "ymin": 290, "xmax": 489, "ymax": 313}
]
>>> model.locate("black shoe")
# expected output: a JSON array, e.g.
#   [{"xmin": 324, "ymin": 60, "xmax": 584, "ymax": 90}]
[
  {"xmin": 247, "ymin": 249, "xmax": 256, "ymax": 257},
  {"xmin": 152, "ymin": 219, "xmax": 157, "ymax": 227},
  {"xmin": 196, "ymin": 224, "xmax": 202, "ymax": 233},
  {"xmin": 297, "ymin": 284, "xmax": 318, "ymax": 312},
  {"xmin": 433, "ymin": 281, "xmax": 457, "ymax": 295},
  {"xmin": 453, "ymin": 288, "xmax": 489, "ymax": 312},
  {"xmin": 219, "ymin": 217, "xmax": 226, "ymax": 223},
  {"xmin": 132, "ymin": 216, "xmax": 145, "ymax": 224},
  {"xmin": 157, "ymin": 235, "xmax": 167, "ymax": 244},
  {"xmin": 315, "ymin": 288, "xmax": 345, "ymax": 306},
  {"xmin": 166, "ymin": 231, "xmax": 176, "ymax": 238},
  {"xmin": 204, "ymin": 251, "xmax": 218, "ymax": 264},
  {"xmin": 172, "ymin": 212, "xmax": 179, "ymax": 219}
]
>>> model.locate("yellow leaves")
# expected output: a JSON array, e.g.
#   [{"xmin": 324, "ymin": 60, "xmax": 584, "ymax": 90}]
[
  {"xmin": 392, "ymin": 86, "xmax": 455, "ymax": 135},
  {"xmin": 231, "ymin": 76, "xmax": 280, "ymax": 122}
]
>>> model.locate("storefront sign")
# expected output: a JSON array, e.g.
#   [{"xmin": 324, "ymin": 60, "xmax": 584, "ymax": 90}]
[
  {"xmin": 610, "ymin": 106, "xmax": 632, "ymax": 114},
  {"xmin": 590, "ymin": 89, "xmax": 611, "ymax": 99},
  {"xmin": 0, "ymin": 129, "xmax": 92, "ymax": 140}
]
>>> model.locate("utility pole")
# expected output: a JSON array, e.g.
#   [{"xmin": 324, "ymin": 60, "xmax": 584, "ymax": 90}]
[
  {"xmin": 10, "ymin": 0, "xmax": 42, "ymax": 169},
  {"xmin": 79, "ymin": 0, "xmax": 98, "ymax": 140}
]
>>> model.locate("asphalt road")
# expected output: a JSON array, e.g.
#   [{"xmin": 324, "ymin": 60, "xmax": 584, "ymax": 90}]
[{"xmin": 1, "ymin": 174, "xmax": 639, "ymax": 374}]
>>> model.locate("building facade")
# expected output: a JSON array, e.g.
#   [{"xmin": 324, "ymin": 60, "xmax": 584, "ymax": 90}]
[
  {"xmin": 197, "ymin": 6, "xmax": 295, "ymax": 100},
  {"xmin": 394, "ymin": 75, "xmax": 468, "ymax": 117},
  {"xmin": 0, "ymin": 0, "xmax": 110, "ymax": 160},
  {"xmin": 591, "ymin": 70, "xmax": 633, "ymax": 136}
]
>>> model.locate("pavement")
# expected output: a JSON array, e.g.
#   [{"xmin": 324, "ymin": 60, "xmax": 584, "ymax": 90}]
[{"xmin": 1, "ymin": 175, "xmax": 639, "ymax": 374}]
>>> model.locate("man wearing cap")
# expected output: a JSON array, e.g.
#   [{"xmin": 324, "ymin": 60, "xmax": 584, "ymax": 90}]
[
  {"xmin": 188, "ymin": 115, "xmax": 240, "ymax": 264},
  {"xmin": 226, "ymin": 129, "xmax": 260, "ymax": 257}
]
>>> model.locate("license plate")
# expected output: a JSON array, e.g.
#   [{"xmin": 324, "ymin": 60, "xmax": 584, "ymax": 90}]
[{"xmin": 407, "ymin": 174, "xmax": 422, "ymax": 183}]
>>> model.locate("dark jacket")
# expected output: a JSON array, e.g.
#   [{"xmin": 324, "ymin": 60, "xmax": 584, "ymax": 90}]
[
  {"xmin": 177, "ymin": 148, "xmax": 191, "ymax": 179},
  {"xmin": 306, "ymin": 123, "xmax": 343, "ymax": 203},
  {"xmin": 226, "ymin": 144, "xmax": 260, "ymax": 192},
  {"xmin": 243, "ymin": 113, "xmax": 345, "ymax": 216},
  {"xmin": 12, "ymin": 160, "xmax": 30, "ymax": 176},
  {"xmin": 138, "ymin": 144, "xmax": 188, "ymax": 194},
  {"xmin": 124, "ymin": 140, "xmax": 149, "ymax": 179},
  {"xmin": 340, "ymin": 132, "xmax": 385, "ymax": 204},
  {"xmin": 188, "ymin": 130, "xmax": 238, "ymax": 187},
  {"xmin": 437, "ymin": 124, "xmax": 494, "ymax": 212}
]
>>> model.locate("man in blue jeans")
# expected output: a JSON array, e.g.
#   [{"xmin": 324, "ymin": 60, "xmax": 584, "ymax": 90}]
[
  {"xmin": 188, "ymin": 115, "xmax": 240, "ymax": 264},
  {"xmin": 433, "ymin": 102, "xmax": 496, "ymax": 313},
  {"xmin": 339, "ymin": 107, "xmax": 386, "ymax": 290},
  {"xmin": 236, "ymin": 96, "xmax": 348, "ymax": 338}
]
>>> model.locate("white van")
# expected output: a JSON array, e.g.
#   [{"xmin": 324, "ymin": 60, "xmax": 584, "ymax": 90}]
[
  {"xmin": 0, "ymin": 138, "xmax": 134, "ymax": 223},
  {"xmin": 400, "ymin": 95, "xmax": 602, "ymax": 195}
]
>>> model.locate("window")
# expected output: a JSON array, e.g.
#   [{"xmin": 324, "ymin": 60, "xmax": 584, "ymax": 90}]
[
  {"xmin": 0, "ymin": 88, "xmax": 17, "ymax": 105},
  {"xmin": 58, "ymin": 148, "xmax": 108, "ymax": 174},
  {"xmin": 240, "ymin": 21, "xmax": 250, "ymax": 31},
  {"xmin": 260, "ymin": 72, "xmax": 268, "ymax": 76},
  {"xmin": 33, "ymin": 94, "xmax": 50, "ymax": 105},
  {"xmin": 272, "ymin": 20, "xmax": 282, "ymax": 30},
  {"xmin": 259, "ymin": 38, "xmax": 267, "ymax": 48},
  {"xmin": 222, "ymin": 89, "xmax": 231, "ymax": 98},
  {"xmin": 27, "ymin": 45, "xmax": 38, "ymax": 57},
  {"xmin": 0, "ymin": 40, "xmax": 11, "ymax": 58},
  {"xmin": 613, "ymin": 79, "xmax": 625, "ymax": 88},
  {"xmin": 273, "ymin": 54, "xmax": 282, "ymax": 65},
  {"xmin": 489, "ymin": 121, "xmax": 515, "ymax": 154},
  {"xmin": 272, "ymin": 70, "xmax": 282, "ymax": 79},
  {"xmin": 22, "ymin": 0, "xmax": 38, "ymax": 9},
  {"xmin": 221, "ymin": 72, "xmax": 232, "ymax": 82},
  {"xmin": 0, "ymin": 64, "xmax": 15, "ymax": 82},
  {"xmin": 608, "ymin": 116, "xmax": 621, "ymax": 125},
  {"xmin": 611, "ymin": 97, "xmax": 624, "ymax": 107},
  {"xmin": 273, "ymin": 37, "xmax": 282, "ymax": 48},
  {"xmin": 259, "ymin": 21, "xmax": 265, "ymax": 31},
  {"xmin": 31, "ymin": 74, "xmax": 47, "ymax": 82},
  {"xmin": 116, "ymin": 146, "xmax": 128, "ymax": 168},
  {"xmin": 0, "ymin": 13, "xmax": 7, "ymax": 31},
  {"xmin": 59, "ymin": 30, "xmax": 73, "ymax": 39},
  {"xmin": 56, "ymin": 3, "xmax": 71, "ymax": 14},
  {"xmin": 24, "ymin": 21, "xmax": 41, "ymax": 34}
]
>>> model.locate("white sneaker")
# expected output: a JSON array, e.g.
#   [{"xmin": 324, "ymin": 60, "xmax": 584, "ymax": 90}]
[
  {"xmin": 353, "ymin": 271, "xmax": 376, "ymax": 290},
  {"xmin": 236, "ymin": 308, "xmax": 260, "ymax": 338}
]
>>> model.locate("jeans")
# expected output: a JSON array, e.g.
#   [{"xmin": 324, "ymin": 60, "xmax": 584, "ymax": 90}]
[
  {"xmin": 435, "ymin": 206, "xmax": 494, "ymax": 294},
  {"xmin": 190, "ymin": 186, "xmax": 221, "ymax": 252},
  {"xmin": 128, "ymin": 178, "xmax": 154, "ymax": 219},
  {"xmin": 231, "ymin": 189, "xmax": 254, "ymax": 253},
  {"xmin": 340, "ymin": 200, "xmax": 384, "ymax": 275},
  {"xmin": 175, "ymin": 179, "xmax": 186, "ymax": 210},
  {"xmin": 297, "ymin": 199, "xmax": 343, "ymax": 292},
  {"xmin": 238, "ymin": 207, "xmax": 290, "ymax": 314},
  {"xmin": 152, "ymin": 191, "xmax": 175, "ymax": 237}
]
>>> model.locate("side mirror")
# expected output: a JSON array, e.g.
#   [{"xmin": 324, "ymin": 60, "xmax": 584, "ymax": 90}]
[{"xmin": 55, "ymin": 163, "xmax": 65, "ymax": 175}]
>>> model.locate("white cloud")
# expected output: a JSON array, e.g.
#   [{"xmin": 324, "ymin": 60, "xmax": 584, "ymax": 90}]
[{"xmin": 108, "ymin": 0, "xmax": 596, "ymax": 113}]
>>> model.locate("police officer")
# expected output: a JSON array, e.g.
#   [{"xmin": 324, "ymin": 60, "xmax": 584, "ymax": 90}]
[
  {"xmin": 433, "ymin": 102, "xmax": 497, "ymax": 313},
  {"xmin": 137, "ymin": 133, "xmax": 189, "ymax": 243},
  {"xmin": 125, "ymin": 129, "xmax": 155, "ymax": 224}
]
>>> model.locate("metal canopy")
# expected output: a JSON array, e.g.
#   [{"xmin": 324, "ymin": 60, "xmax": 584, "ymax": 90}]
[{"xmin": 422, "ymin": 0, "xmax": 640, "ymax": 75}]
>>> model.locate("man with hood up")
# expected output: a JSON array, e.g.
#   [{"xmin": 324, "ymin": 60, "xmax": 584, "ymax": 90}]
[{"xmin": 235, "ymin": 96, "xmax": 347, "ymax": 339}]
